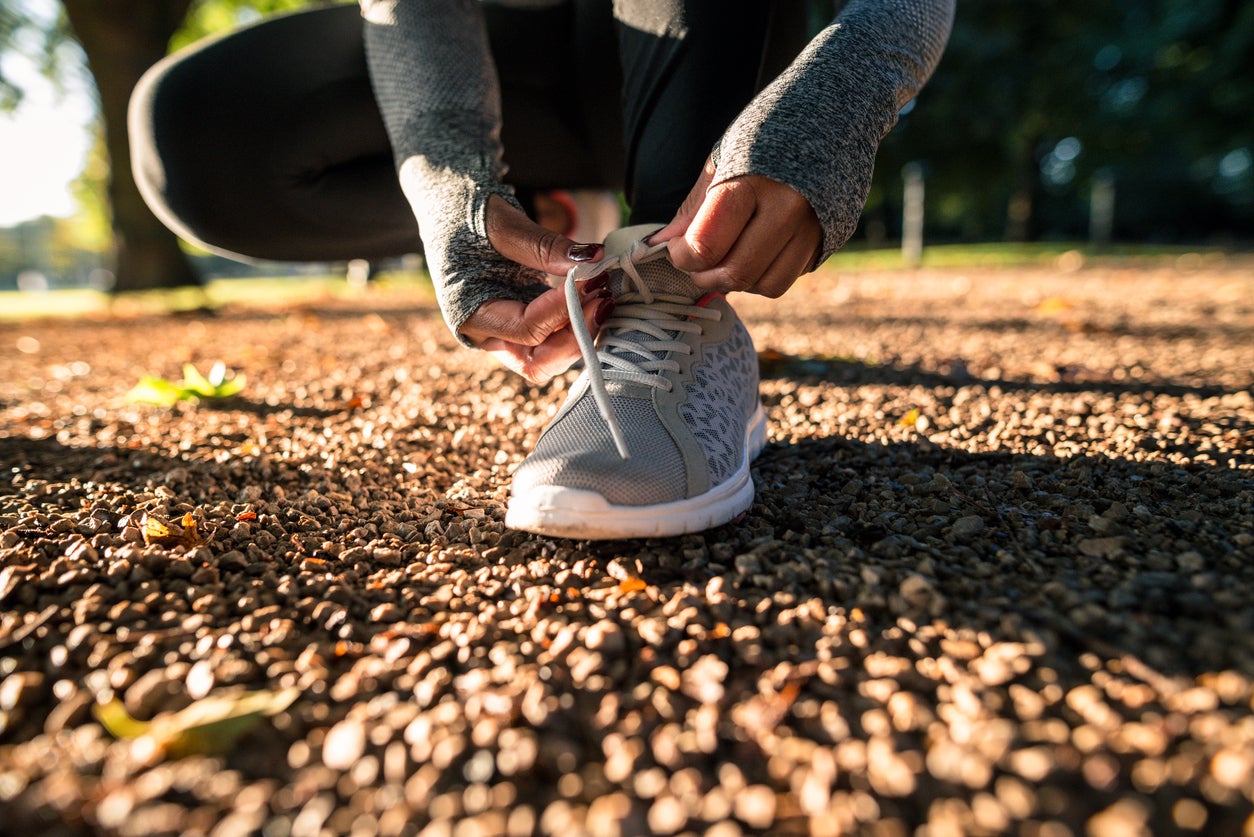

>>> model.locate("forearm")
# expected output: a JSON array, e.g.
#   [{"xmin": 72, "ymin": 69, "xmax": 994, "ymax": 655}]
[
  {"xmin": 360, "ymin": 0, "xmax": 547, "ymax": 341},
  {"xmin": 712, "ymin": 0, "xmax": 955, "ymax": 263}
]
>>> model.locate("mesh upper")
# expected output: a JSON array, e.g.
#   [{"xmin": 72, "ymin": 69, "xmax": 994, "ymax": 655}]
[
  {"xmin": 512, "ymin": 228, "xmax": 761, "ymax": 509},
  {"xmin": 609, "ymin": 253, "xmax": 702, "ymax": 300},
  {"xmin": 678, "ymin": 317, "xmax": 759, "ymax": 485},
  {"xmin": 512, "ymin": 395, "xmax": 688, "ymax": 506}
]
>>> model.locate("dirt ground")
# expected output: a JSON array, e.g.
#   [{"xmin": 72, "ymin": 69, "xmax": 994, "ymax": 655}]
[{"xmin": 1, "ymin": 256, "xmax": 1252, "ymax": 836}]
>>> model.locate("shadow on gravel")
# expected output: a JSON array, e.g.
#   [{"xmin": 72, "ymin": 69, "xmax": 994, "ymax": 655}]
[
  {"xmin": 485, "ymin": 425, "xmax": 1254, "ymax": 830},
  {"xmin": 750, "ymin": 432, "xmax": 1252, "ymax": 671},
  {"xmin": 786, "ymin": 311, "xmax": 1254, "ymax": 345},
  {"xmin": 205, "ymin": 398, "xmax": 347, "ymax": 420},
  {"xmin": 2, "ymin": 431, "xmax": 1252, "ymax": 833},
  {"xmin": 760, "ymin": 355, "xmax": 1254, "ymax": 402},
  {"xmin": 1, "ymin": 435, "xmax": 185, "ymax": 496}
]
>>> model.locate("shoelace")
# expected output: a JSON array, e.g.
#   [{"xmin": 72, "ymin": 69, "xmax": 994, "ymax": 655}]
[{"xmin": 564, "ymin": 240, "xmax": 722, "ymax": 460}]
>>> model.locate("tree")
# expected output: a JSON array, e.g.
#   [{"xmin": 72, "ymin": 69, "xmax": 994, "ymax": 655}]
[
  {"xmin": 4, "ymin": 0, "xmax": 314, "ymax": 293},
  {"xmin": 869, "ymin": 0, "xmax": 1124, "ymax": 242},
  {"xmin": 59, "ymin": 0, "xmax": 201, "ymax": 292},
  {"xmin": 867, "ymin": 0, "xmax": 1252, "ymax": 244}
]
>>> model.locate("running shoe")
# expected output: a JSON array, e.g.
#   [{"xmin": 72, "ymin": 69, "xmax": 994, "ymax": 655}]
[{"xmin": 505, "ymin": 224, "xmax": 766, "ymax": 539}]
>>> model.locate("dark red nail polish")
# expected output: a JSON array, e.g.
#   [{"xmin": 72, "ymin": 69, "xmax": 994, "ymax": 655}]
[
  {"xmin": 583, "ymin": 273, "xmax": 610, "ymax": 294},
  {"xmin": 569, "ymin": 243, "xmax": 602, "ymax": 262},
  {"xmin": 594, "ymin": 298, "xmax": 616, "ymax": 327}
]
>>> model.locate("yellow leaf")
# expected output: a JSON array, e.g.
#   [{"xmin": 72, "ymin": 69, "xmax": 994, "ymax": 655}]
[
  {"xmin": 94, "ymin": 699, "xmax": 152, "ymax": 740},
  {"xmin": 899, "ymin": 408, "xmax": 921, "ymax": 427},
  {"xmin": 1036, "ymin": 297, "xmax": 1073, "ymax": 315},
  {"xmin": 180, "ymin": 513, "xmax": 201, "ymax": 547},
  {"xmin": 141, "ymin": 512, "xmax": 183, "ymax": 547},
  {"xmin": 94, "ymin": 688, "xmax": 300, "ymax": 759}
]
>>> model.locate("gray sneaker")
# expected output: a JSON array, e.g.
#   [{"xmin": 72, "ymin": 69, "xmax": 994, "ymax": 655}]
[{"xmin": 505, "ymin": 224, "xmax": 766, "ymax": 539}]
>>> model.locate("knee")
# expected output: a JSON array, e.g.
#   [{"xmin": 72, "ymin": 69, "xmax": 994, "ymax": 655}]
[
  {"xmin": 129, "ymin": 57, "xmax": 200, "ymax": 222},
  {"xmin": 128, "ymin": 55, "xmax": 246, "ymax": 254}
]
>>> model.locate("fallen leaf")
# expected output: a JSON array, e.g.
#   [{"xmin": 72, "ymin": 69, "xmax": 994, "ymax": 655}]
[
  {"xmin": 618, "ymin": 577, "xmax": 648, "ymax": 594},
  {"xmin": 126, "ymin": 376, "xmax": 187, "ymax": 407},
  {"xmin": 179, "ymin": 512, "xmax": 201, "ymax": 547},
  {"xmin": 94, "ymin": 699, "xmax": 150, "ymax": 740},
  {"xmin": 127, "ymin": 363, "xmax": 245, "ymax": 407},
  {"xmin": 1036, "ymin": 297, "xmax": 1073, "ymax": 315},
  {"xmin": 181, "ymin": 363, "xmax": 216, "ymax": 397},
  {"xmin": 94, "ymin": 687, "xmax": 299, "ymax": 759},
  {"xmin": 141, "ymin": 512, "xmax": 184, "ymax": 547}
]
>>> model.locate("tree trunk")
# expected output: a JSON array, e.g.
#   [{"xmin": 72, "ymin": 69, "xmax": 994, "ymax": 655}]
[
  {"xmin": 60, "ymin": 0, "xmax": 200, "ymax": 292},
  {"xmin": 1005, "ymin": 137, "xmax": 1043, "ymax": 243}
]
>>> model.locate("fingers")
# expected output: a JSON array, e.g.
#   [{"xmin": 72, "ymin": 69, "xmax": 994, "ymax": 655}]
[
  {"xmin": 486, "ymin": 194, "xmax": 602, "ymax": 276},
  {"xmin": 689, "ymin": 211, "xmax": 821, "ymax": 297},
  {"xmin": 458, "ymin": 295, "xmax": 553, "ymax": 349},
  {"xmin": 667, "ymin": 178, "xmax": 757, "ymax": 277},
  {"xmin": 748, "ymin": 231, "xmax": 822, "ymax": 298},
  {"xmin": 664, "ymin": 174, "xmax": 822, "ymax": 298},
  {"xmin": 648, "ymin": 156, "xmax": 717, "ymax": 245},
  {"xmin": 480, "ymin": 293, "xmax": 616, "ymax": 384},
  {"xmin": 459, "ymin": 274, "xmax": 609, "ymax": 348}
]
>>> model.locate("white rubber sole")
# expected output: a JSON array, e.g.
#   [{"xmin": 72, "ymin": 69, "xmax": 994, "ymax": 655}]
[{"xmin": 505, "ymin": 405, "xmax": 768, "ymax": 540}]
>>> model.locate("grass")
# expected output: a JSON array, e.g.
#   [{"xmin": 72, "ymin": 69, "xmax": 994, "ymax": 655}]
[
  {"xmin": 823, "ymin": 241, "xmax": 1238, "ymax": 271},
  {"xmin": 0, "ymin": 270, "xmax": 434, "ymax": 322},
  {"xmin": 1, "ymin": 243, "xmax": 1242, "ymax": 322}
]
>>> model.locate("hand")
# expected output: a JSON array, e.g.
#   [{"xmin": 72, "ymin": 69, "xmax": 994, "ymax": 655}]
[
  {"xmin": 459, "ymin": 194, "xmax": 610, "ymax": 384},
  {"xmin": 650, "ymin": 157, "xmax": 823, "ymax": 299}
]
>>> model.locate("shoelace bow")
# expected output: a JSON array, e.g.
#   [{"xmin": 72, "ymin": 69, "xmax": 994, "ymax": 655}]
[{"xmin": 563, "ymin": 240, "xmax": 722, "ymax": 460}]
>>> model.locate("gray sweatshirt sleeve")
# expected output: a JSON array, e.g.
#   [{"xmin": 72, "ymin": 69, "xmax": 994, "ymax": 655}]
[
  {"xmin": 362, "ymin": 0, "xmax": 953, "ymax": 341},
  {"xmin": 712, "ymin": 0, "xmax": 955, "ymax": 265},
  {"xmin": 360, "ymin": 0, "xmax": 549, "ymax": 345}
]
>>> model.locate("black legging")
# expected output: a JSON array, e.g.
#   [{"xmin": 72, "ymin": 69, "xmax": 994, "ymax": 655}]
[{"xmin": 129, "ymin": 1, "xmax": 808, "ymax": 263}]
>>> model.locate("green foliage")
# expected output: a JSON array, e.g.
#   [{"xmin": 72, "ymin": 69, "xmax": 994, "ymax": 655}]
[
  {"xmin": 171, "ymin": 0, "xmax": 332, "ymax": 52},
  {"xmin": 127, "ymin": 361, "xmax": 245, "ymax": 406},
  {"xmin": 870, "ymin": 0, "xmax": 1253, "ymax": 243},
  {"xmin": 0, "ymin": 216, "xmax": 101, "ymax": 287},
  {"xmin": 67, "ymin": 124, "xmax": 110, "ymax": 252},
  {"xmin": 0, "ymin": 0, "xmax": 75, "ymax": 111}
]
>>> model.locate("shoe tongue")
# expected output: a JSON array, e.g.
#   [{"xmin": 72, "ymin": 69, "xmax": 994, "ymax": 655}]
[
  {"xmin": 594, "ymin": 225, "xmax": 706, "ymax": 371},
  {"xmin": 603, "ymin": 224, "xmax": 702, "ymax": 300},
  {"xmin": 603, "ymin": 224, "xmax": 662, "ymax": 258}
]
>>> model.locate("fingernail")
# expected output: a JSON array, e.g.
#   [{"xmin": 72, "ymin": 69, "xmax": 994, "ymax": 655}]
[
  {"xmin": 568, "ymin": 243, "xmax": 602, "ymax": 262},
  {"xmin": 594, "ymin": 297, "xmax": 616, "ymax": 327},
  {"xmin": 582, "ymin": 273, "xmax": 610, "ymax": 295}
]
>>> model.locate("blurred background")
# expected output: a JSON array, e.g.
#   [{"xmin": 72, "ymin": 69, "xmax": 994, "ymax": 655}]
[{"xmin": 1, "ymin": 0, "xmax": 1251, "ymax": 302}]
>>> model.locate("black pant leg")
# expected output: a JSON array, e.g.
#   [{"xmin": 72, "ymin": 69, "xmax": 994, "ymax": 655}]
[
  {"xmin": 615, "ymin": 0, "xmax": 780, "ymax": 224},
  {"xmin": 129, "ymin": 2, "xmax": 624, "ymax": 263},
  {"xmin": 129, "ymin": 1, "xmax": 809, "ymax": 262}
]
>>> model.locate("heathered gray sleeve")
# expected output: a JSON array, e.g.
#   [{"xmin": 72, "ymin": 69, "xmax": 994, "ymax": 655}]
[
  {"xmin": 360, "ymin": 0, "xmax": 548, "ymax": 344},
  {"xmin": 712, "ymin": 0, "xmax": 955, "ymax": 265}
]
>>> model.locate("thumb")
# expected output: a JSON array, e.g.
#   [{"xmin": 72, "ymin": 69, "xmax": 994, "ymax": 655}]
[
  {"xmin": 486, "ymin": 193, "xmax": 603, "ymax": 275},
  {"xmin": 648, "ymin": 156, "xmax": 717, "ymax": 244}
]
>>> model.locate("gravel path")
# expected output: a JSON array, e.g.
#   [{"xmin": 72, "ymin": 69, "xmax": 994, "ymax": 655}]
[{"xmin": 1, "ymin": 257, "xmax": 1252, "ymax": 836}]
